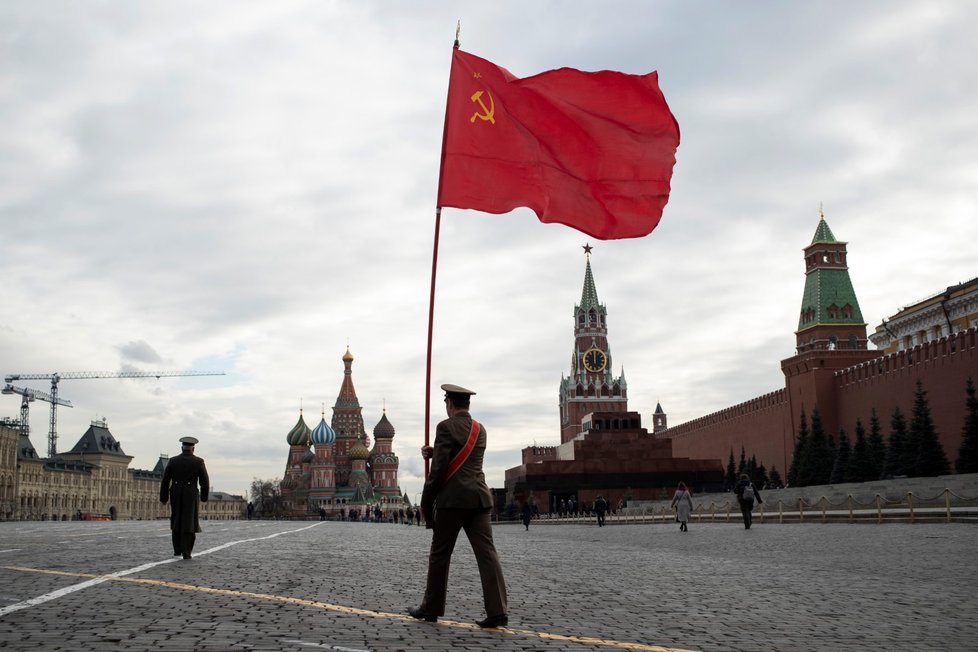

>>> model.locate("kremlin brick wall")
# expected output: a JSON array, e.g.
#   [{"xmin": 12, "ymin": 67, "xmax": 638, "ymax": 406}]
[{"xmin": 659, "ymin": 328, "xmax": 977, "ymax": 477}]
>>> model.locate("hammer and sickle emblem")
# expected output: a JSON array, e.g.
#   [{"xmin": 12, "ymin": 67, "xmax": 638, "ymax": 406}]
[{"xmin": 469, "ymin": 90, "xmax": 495, "ymax": 124}]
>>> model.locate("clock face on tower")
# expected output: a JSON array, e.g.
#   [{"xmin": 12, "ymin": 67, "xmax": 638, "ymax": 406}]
[{"xmin": 583, "ymin": 348, "xmax": 607, "ymax": 372}]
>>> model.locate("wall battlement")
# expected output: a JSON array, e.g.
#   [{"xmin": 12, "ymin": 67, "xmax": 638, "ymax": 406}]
[
  {"xmin": 834, "ymin": 327, "xmax": 977, "ymax": 387},
  {"xmin": 661, "ymin": 389, "xmax": 788, "ymax": 439},
  {"xmin": 653, "ymin": 327, "xmax": 976, "ymax": 478},
  {"xmin": 522, "ymin": 445, "xmax": 559, "ymax": 465}
]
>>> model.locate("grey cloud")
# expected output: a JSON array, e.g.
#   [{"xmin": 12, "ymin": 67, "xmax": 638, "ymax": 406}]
[{"xmin": 118, "ymin": 340, "xmax": 163, "ymax": 364}]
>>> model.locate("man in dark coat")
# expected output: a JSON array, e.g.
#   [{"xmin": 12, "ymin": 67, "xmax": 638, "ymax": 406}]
[
  {"xmin": 160, "ymin": 436, "xmax": 209, "ymax": 559},
  {"xmin": 409, "ymin": 384, "xmax": 508, "ymax": 629},
  {"xmin": 594, "ymin": 495, "xmax": 608, "ymax": 527}
]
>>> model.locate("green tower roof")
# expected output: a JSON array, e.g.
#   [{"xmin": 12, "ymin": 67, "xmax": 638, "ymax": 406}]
[
  {"xmin": 798, "ymin": 215, "xmax": 864, "ymax": 331},
  {"xmin": 810, "ymin": 215, "xmax": 837, "ymax": 244},
  {"xmin": 580, "ymin": 257, "xmax": 600, "ymax": 310}
]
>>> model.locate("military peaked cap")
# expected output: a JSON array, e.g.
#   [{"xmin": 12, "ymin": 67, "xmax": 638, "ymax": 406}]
[{"xmin": 441, "ymin": 383, "xmax": 476, "ymax": 396}]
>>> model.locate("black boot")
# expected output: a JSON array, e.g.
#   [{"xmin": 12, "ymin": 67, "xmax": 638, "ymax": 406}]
[{"xmin": 408, "ymin": 607, "xmax": 437, "ymax": 623}]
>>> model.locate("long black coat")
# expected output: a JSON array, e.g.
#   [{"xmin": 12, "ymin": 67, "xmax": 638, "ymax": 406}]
[{"xmin": 160, "ymin": 452, "xmax": 209, "ymax": 534}]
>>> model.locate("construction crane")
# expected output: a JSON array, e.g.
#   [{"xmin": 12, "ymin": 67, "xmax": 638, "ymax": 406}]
[
  {"xmin": 3, "ymin": 371, "xmax": 225, "ymax": 458},
  {"xmin": 2, "ymin": 383, "xmax": 73, "ymax": 440}
]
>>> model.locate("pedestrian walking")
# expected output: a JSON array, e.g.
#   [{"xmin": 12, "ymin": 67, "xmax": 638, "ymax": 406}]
[
  {"xmin": 159, "ymin": 436, "xmax": 209, "ymax": 560},
  {"xmin": 409, "ymin": 384, "xmax": 508, "ymax": 629},
  {"xmin": 735, "ymin": 473, "xmax": 762, "ymax": 529},
  {"xmin": 670, "ymin": 481, "xmax": 693, "ymax": 532},
  {"xmin": 593, "ymin": 495, "xmax": 608, "ymax": 527},
  {"xmin": 521, "ymin": 501, "xmax": 532, "ymax": 531}
]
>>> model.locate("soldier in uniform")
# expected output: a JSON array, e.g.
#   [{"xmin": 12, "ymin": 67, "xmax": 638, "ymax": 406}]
[
  {"xmin": 409, "ymin": 384, "xmax": 508, "ymax": 628},
  {"xmin": 160, "ymin": 436, "xmax": 209, "ymax": 560}
]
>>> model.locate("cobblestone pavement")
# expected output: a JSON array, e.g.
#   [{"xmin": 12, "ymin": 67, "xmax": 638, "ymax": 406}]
[{"xmin": 0, "ymin": 518, "xmax": 975, "ymax": 651}]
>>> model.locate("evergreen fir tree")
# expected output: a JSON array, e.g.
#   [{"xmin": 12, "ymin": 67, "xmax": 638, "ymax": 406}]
[
  {"xmin": 811, "ymin": 408, "xmax": 834, "ymax": 485},
  {"xmin": 830, "ymin": 428, "xmax": 851, "ymax": 484},
  {"xmin": 846, "ymin": 418, "xmax": 872, "ymax": 483},
  {"xmin": 754, "ymin": 463, "xmax": 768, "ymax": 488},
  {"xmin": 748, "ymin": 454, "xmax": 758, "ymax": 479},
  {"xmin": 787, "ymin": 408, "xmax": 809, "ymax": 487},
  {"xmin": 737, "ymin": 446, "xmax": 748, "ymax": 477},
  {"xmin": 826, "ymin": 431, "xmax": 837, "ymax": 478},
  {"xmin": 867, "ymin": 408, "xmax": 886, "ymax": 480},
  {"xmin": 956, "ymin": 377, "xmax": 978, "ymax": 474},
  {"xmin": 725, "ymin": 449, "xmax": 737, "ymax": 489},
  {"xmin": 769, "ymin": 465, "xmax": 783, "ymax": 488},
  {"xmin": 798, "ymin": 407, "xmax": 832, "ymax": 486},
  {"xmin": 910, "ymin": 380, "xmax": 950, "ymax": 477},
  {"xmin": 883, "ymin": 407, "xmax": 909, "ymax": 478}
]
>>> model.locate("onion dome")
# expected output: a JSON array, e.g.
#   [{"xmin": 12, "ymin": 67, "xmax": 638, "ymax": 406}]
[
  {"xmin": 349, "ymin": 434, "xmax": 371, "ymax": 460},
  {"xmin": 373, "ymin": 412, "xmax": 395, "ymax": 439},
  {"xmin": 311, "ymin": 418, "xmax": 337, "ymax": 445},
  {"xmin": 343, "ymin": 347, "xmax": 354, "ymax": 363},
  {"xmin": 301, "ymin": 448, "xmax": 315, "ymax": 464},
  {"xmin": 286, "ymin": 413, "xmax": 312, "ymax": 446}
]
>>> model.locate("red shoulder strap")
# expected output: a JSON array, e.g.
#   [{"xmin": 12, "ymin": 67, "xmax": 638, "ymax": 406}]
[{"xmin": 444, "ymin": 419, "xmax": 480, "ymax": 482}]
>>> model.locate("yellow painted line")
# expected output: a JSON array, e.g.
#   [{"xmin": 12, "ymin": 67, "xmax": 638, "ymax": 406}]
[{"xmin": 3, "ymin": 565, "xmax": 697, "ymax": 652}]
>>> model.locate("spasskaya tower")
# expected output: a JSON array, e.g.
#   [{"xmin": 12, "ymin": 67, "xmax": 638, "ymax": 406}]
[{"xmin": 558, "ymin": 245, "xmax": 628, "ymax": 443}]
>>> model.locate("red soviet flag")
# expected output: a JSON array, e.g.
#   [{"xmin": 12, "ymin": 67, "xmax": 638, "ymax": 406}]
[{"xmin": 437, "ymin": 49, "xmax": 680, "ymax": 240}]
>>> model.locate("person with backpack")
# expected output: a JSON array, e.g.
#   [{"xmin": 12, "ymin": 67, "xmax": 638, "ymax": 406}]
[{"xmin": 735, "ymin": 473, "xmax": 762, "ymax": 529}]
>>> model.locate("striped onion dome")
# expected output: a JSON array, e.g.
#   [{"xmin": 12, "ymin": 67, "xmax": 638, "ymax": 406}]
[
  {"xmin": 301, "ymin": 448, "xmax": 315, "ymax": 464},
  {"xmin": 286, "ymin": 413, "xmax": 312, "ymax": 446},
  {"xmin": 311, "ymin": 417, "xmax": 337, "ymax": 445}
]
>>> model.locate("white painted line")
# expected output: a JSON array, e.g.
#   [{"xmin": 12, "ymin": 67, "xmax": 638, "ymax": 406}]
[
  {"xmin": 0, "ymin": 522, "xmax": 324, "ymax": 617},
  {"xmin": 0, "ymin": 550, "xmax": 21, "ymax": 554},
  {"xmin": 282, "ymin": 640, "xmax": 370, "ymax": 652}
]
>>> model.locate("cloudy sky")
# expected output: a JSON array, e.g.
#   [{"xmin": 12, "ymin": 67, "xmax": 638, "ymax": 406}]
[{"xmin": 2, "ymin": 1, "xmax": 976, "ymax": 502}]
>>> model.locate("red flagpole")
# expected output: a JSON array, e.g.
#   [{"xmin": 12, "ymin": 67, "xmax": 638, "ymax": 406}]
[
  {"xmin": 424, "ymin": 33, "xmax": 460, "ymax": 480},
  {"xmin": 423, "ymin": 207, "xmax": 442, "ymax": 480}
]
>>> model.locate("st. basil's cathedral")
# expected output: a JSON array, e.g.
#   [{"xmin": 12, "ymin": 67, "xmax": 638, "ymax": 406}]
[{"xmin": 280, "ymin": 347, "xmax": 403, "ymax": 516}]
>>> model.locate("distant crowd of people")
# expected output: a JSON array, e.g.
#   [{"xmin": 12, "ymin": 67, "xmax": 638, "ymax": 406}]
[{"xmin": 245, "ymin": 500, "xmax": 426, "ymax": 525}]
